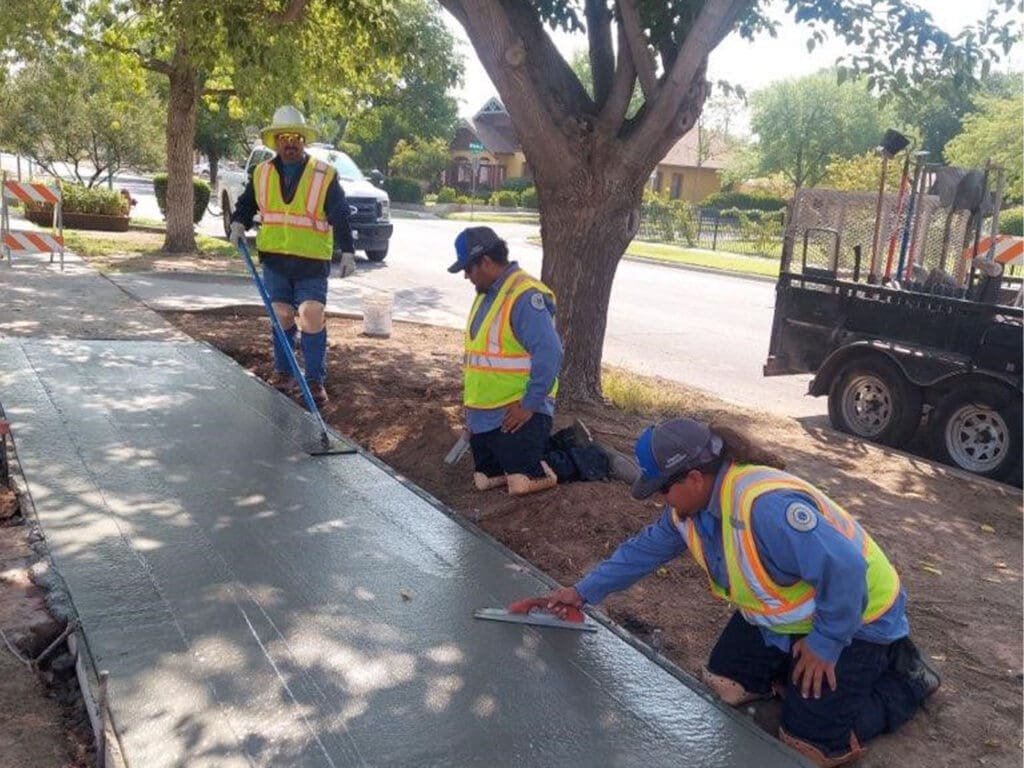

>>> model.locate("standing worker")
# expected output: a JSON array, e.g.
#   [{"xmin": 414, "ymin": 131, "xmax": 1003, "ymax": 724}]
[
  {"xmin": 449, "ymin": 226, "xmax": 563, "ymax": 496},
  {"xmin": 545, "ymin": 417, "xmax": 940, "ymax": 767},
  {"xmin": 228, "ymin": 105, "xmax": 356, "ymax": 406}
]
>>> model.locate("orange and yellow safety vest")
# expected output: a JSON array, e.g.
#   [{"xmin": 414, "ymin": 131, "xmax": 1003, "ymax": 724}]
[{"xmin": 254, "ymin": 157, "xmax": 334, "ymax": 260}]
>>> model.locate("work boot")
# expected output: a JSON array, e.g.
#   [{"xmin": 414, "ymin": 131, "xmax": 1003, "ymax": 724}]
[
  {"xmin": 778, "ymin": 728, "xmax": 865, "ymax": 768},
  {"xmin": 890, "ymin": 637, "xmax": 941, "ymax": 701},
  {"xmin": 571, "ymin": 418, "xmax": 593, "ymax": 447},
  {"xmin": 592, "ymin": 440, "xmax": 641, "ymax": 484},
  {"xmin": 267, "ymin": 371, "xmax": 296, "ymax": 394},
  {"xmin": 473, "ymin": 472, "xmax": 507, "ymax": 491},
  {"xmin": 507, "ymin": 461, "xmax": 557, "ymax": 496},
  {"xmin": 306, "ymin": 379, "xmax": 329, "ymax": 408}
]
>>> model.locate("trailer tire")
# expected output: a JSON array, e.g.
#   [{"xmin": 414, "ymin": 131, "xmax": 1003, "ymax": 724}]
[
  {"xmin": 222, "ymin": 194, "xmax": 233, "ymax": 238},
  {"xmin": 827, "ymin": 356, "xmax": 922, "ymax": 447},
  {"xmin": 929, "ymin": 383, "xmax": 1021, "ymax": 481}
]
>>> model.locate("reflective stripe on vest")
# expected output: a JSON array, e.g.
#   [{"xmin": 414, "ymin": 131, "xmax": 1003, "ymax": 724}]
[
  {"xmin": 463, "ymin": 268, "xmax": 559, "ymax": 408},
  {"xmin": 676, "ymin": 463, "xmax": 901, "ymax": 634},
  {"xmin": 254, "ymin": 158, "xmax": 334, "ymax": 260}
]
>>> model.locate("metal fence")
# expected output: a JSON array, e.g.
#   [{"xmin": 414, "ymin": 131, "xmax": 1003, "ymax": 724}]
[{"xmin": 636, "ymin": 202, "xmax": 784, "ymax": 259}]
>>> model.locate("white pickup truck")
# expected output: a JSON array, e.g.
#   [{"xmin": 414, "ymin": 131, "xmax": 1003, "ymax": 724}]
[{"xmin": 217, "ymin": 143, "xmax": 394, "ymax": 262}]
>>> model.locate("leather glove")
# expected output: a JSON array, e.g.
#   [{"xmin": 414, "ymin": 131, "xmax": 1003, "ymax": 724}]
[
  {"xmin": 228, "ymin": 221, "xmax": 246, "ymax": 247},
  {"xmin": 332, "ymin": 251, "xmax": 357, "ymax": 278}
]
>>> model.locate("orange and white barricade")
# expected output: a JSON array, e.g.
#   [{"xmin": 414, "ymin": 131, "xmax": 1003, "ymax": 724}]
[
  {"xmin": 962, "ymin": 234, "xmax": 1024, "ymax": 268},
  {"xmin": 0, "ymin": 174, "xmax": 65, "ymax": 270}
]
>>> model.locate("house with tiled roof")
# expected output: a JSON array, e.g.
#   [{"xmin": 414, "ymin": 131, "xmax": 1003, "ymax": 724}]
[
  {"xmin": 444, "ymin": 98, "xmax": 529, "ymax": 192},
  {"xmin": 649, "ymin": 129, "xmax": 730, "ymax": 202}
]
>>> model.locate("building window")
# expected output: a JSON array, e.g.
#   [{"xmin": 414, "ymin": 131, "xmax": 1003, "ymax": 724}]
[
  {"xmin": 457, "ymin": 162, "xmax": 471, "ymax": 183},
  {"xmin": 652, "ymin": 172, "xmax": 663, "ymax": 193},
  {"xmin": 478, "ymin": 162, "xmax": 490, "ymax": 185},
  {"xmin": 670, "ymin": 173, "xmax": 683, "ymax": 200}
]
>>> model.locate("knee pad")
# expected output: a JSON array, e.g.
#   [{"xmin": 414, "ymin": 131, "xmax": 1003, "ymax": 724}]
[{"xmin": 297, "ymin": 301, "xmax": 325, "ymax": 333}]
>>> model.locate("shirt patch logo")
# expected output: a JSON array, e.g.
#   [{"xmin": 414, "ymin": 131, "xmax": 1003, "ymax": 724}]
[
  {"xmin": 785, "ymin": 502, "xmax": 818, "ymax": 532},
  {"xmin": 530, "ymin": 292, "xmax": 547, "ymax": 310}
]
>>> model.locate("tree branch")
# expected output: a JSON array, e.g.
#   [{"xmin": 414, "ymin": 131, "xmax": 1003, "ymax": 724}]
[
  {"xmin": 627, "ymin": 0, "xmax": 746, "ymax": 164},
  {"xmin": 586, "ymin": 0, "xmax": 614, "ymax": 108},
  {"xmin": 270, "ymin": 0, "xmax": 310, "ymax": 25},
  {"xmin": 202, "ymin": 87, "xmax": 236, "ymax": 96},
  {"xmin": 596, "ymin": 22, "xmax": 637, "ymax": 137},
  {"xmin": 616, "ymin": 0, "xmax": 657, "ymax": 102},
  {"xmin": 439, "ymin": 0, "xmax": 592, "ymax": 179}
]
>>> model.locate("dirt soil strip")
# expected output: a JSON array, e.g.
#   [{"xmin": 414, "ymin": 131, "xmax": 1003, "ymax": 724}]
[{"xmin": 165, "ymin": 308, "xmax": 1022, "ymax": 768}]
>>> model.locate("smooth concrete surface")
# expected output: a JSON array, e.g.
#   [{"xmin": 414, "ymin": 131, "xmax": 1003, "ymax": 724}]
[{"xmin": 0, "ymin": 337, "xmax": 804, "ymax": 767}]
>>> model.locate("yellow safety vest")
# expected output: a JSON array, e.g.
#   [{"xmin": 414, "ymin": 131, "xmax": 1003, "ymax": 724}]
[
  {"xmin": 253, "ymin": 157, "xmax": 334, "ymax": 260},
  {"xmin": 463, "ymin": 268, "xmax": 559, "ymax": 408},
  {"xmin": 676, "ymin": 463, "xmax": 901, "ymax": 634}
]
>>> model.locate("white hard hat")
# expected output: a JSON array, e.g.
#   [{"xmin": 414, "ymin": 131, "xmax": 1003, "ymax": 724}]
[{"xmin": 261, "ymin": 105, "xmax": 317, "ymax": 151}]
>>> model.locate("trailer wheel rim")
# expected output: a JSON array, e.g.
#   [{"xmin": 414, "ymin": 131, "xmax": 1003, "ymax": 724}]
[
  {"xmin": 944, "ymin": 404, "xmax": 1009, "ymax": 474},
  {"xmin": 841, "ymin": 374, "xmax": 893, "ymax": 438}
]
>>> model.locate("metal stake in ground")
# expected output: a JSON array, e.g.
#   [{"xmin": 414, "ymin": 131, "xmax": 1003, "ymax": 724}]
[{"xmin": 237, "ymin": 240, "xmax": 356, "ymax": 456}]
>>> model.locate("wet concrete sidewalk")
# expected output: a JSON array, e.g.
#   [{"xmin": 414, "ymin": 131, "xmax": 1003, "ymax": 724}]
[{"xmin": 0, "ymin": 255, "xmax": 803, "ymax": 766}]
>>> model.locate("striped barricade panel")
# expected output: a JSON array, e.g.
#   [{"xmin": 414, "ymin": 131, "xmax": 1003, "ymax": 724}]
[
  {"xmin": 2, "ymin": 180, "xmax": 61, "ymax": 205},
  {"xmin": 963, "ymin": 235, "xmax": 1024, "ymax": 266},
  {"xmin": 3, "ymin": 230, "xmax": 65, "ymax": 256}
]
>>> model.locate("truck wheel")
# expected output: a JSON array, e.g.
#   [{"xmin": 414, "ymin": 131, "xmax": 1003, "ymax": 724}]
[
  {"xmin": 365, "ymin": 247, "xmax": 388, "ymax": 263},
  {"xmin": 222, "ymin": 194, "xmax": 233, "ymax": 238},
  {"xmin": 827, "ymin": 356, "xmax": 922, "ymax": 447},
  {"xmin": 930, "ymin": 383, "xmax": 1021, "ymax": 480}
]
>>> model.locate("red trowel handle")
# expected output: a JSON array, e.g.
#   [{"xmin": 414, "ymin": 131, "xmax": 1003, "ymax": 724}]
[{"xmin": 507, "ymin": 596, "xmax": 585, "ymax": 623}]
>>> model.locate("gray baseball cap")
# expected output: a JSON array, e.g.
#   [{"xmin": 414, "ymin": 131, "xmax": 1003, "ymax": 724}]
[{"xmin": 631, "ymin": 418, "xmax": 724, "ymax": 500}]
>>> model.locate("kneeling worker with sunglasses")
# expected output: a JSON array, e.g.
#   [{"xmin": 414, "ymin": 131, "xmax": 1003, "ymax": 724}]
[{"xmin": 544, "ymin": 417, "xmax": 940, "ymax": 767}]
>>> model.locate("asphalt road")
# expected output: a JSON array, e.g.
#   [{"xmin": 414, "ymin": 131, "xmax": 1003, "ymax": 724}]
[{"xmin": 1, "ymin": 157, "xmax": 823, "ymax": 421}]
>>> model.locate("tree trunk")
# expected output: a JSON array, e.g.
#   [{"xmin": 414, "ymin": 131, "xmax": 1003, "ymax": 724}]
[
  {"xmin": 209, "ymin": 155, "xmax": 219, "ymax": 189},
  {"xmin": 162, "ymin": 63, "xmax": 198, "ymax": 253},
  {"xmin": 539, "ymin": 173, "xmax": 646, "ymax": 403}
]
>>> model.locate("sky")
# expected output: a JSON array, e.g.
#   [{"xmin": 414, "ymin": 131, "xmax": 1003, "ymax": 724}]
[{"xmin": 444, "ymin": 1, "xmax": 1022, "ymax": 126}]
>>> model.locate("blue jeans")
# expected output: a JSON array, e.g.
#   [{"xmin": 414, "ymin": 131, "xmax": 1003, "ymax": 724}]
[
  {"xmin": 470, "ymin": 413, "xmax": 552, "ymax": 477},
  {"xmin": 707, "ymin": 611, "xmax": 924, "ymax": 757}
]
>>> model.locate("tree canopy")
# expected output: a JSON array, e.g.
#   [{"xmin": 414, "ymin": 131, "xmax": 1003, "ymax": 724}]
[
  {"xmin": 944, "ymin": 94, "xmax": 1024, "ymax": 202},
  {"xmin": 751, "ymin": 70, "xmax": 892, "ymax": 189}
]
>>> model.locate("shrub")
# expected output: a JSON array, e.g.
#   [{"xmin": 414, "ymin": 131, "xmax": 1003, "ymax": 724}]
[
  {"xmin": 998, "ymin": 207, "xmax": 1024, "ymax": 236},
  {"xmin": 702, "ymin": 190, "xmax": 787, "ymax": 212},
  {"xmin": 494, "ymin": 190, "xmax": 518, "ymax": 207},
  {"xmin": 152, "ymin": 174, "xmax": 212, "ymax": 224},
  {"xmin": 456, "ymin": 195, "xmax": 473, "ymax": 204},
  {"xmin": 382, "ymin": 176, "xmax": 424, "ymax": 204},
  {"xmin": 436, "ymin": 186, "xmax": 459, "ymax": 203},
  {"xmin": 424, "ymin": 193, "xmax": 438, "ymax": 203},
  {"xmin": 472, "ymin": 190, "xmax": 491, "ymax": 204},
  {"xmin": 24, "ymin": 182, "xmax": 128, "ymax": 218},
  {"xmin": 639, "ymin": 190, "xmax": 697, "ymax": 245},
  {"xmin": 518, "ymin": 186, "xmax": 538, "ymax": 209},
  {"xmin": 501, "ymin": 177, "xmax": 533, "ymax": 193}
]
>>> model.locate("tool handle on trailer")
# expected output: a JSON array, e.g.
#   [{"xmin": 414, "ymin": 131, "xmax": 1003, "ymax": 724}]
[
  {"xmin": 236, "ymin": 240, "xmax": 331, "ymax": 444},
  {"xmin": 508, "ymin": 596, "xmax": 586, "ymax": 624}
]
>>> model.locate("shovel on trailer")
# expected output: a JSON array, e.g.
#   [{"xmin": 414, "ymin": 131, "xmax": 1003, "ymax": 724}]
[
  {"xmin": 236, "ymin": 239, "xmax": 356, "ymax": 456},
  {"xmin": 474, "ymin": 596, "xmax": 599, "ymax": 632}
]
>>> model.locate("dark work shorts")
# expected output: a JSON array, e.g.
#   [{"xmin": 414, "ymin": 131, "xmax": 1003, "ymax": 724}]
[{"xmin": 470, "ymin": 413, "xmax": 552, "ymax": 478}]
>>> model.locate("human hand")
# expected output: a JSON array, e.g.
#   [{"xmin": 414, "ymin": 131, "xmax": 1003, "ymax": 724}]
[
  {"xmin": 228, "ymin": 221, "xmax": 246, "ymax": 247},
  {"xmin": 791, "ymin": 638, "xmax": 837, "ymax": 699},
  {"xmin": 333, "ymin": 251, "xmax": 356, "ymax": 278},
  {"xmin": 500, "ymin": 402, "xmax": 534, "ymax": 433},
  {"xmin": 545, "ymin": 586, "xmax": 583, "ymax": 619}
]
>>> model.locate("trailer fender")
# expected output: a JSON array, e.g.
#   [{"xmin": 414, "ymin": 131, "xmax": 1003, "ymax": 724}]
[{"xmin": 809, "ymin": 342, "xmax": 970, "ymax": 396}]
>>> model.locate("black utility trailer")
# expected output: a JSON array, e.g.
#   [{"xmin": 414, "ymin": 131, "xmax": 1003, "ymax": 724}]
[{"xmin": 764, "ymin": 188, "xmax": 1022, "ymax": 482}]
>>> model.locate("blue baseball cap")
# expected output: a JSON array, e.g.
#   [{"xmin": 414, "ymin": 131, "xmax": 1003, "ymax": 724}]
[
  {"xmin": 448, "ymin": 226, "xmax": 504, "ymax": 273},
  {"xmin": 631, "ymin": 418, "xmax": 724, "ymax": 500}
]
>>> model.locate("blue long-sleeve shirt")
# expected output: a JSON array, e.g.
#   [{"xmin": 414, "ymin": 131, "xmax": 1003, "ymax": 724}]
[
  {"xmin": 575, "ymin": 464, "xmax": 909, "ymax": 663},
  {"xmin": 465, "ymin": 262, "xmax": 564, "ymax": 434},
  {"xmin": 231, "ymin": 154, "xmax": 354, "ymax": 278}
]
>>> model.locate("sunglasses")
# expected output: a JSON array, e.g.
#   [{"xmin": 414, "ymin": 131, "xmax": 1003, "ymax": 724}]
[
  {"xmin": 659, "ymin": 470, "xmax": 691, "ymax": 494},
  {"xmin": 275, "ymin": 132, "xmax": 305, "ymax": 144}
]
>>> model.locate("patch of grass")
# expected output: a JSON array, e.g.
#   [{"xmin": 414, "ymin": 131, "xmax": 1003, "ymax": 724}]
[
  {"xmin": 129, "ymin": 215, "xmax": 166, "ymax": 229},
  {"xmin": 601, "ymin": 366, "xmax": 710, "ymax": 418},
  {"xmin": 525, "ymin": 235, "xmax": 780, "ymax": 278},
  {"xmin": 445, "ymin": 211, "xmax": 540, "ymax": 225},
  {"xmin": 64, "ymin": 229, "xmax": 242, "ymax": 274}
]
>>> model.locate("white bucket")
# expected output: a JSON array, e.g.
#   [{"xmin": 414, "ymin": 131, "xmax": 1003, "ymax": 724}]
[{"xmin": 362, "ymin": 291, "xmax": 393, "ymax": 338}]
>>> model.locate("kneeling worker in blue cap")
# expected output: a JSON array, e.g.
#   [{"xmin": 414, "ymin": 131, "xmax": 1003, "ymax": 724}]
[
  {"xmin": 544, "ymin": 417, "xmax": 940, "ymax": 767},
  {"xmin": 448, "ymin": 226, "xmax": 563, "ymax": 496}
]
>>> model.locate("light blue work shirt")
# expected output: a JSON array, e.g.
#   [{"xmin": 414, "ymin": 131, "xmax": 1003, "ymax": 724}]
[
  {"xmin": 575, "ymin": 463, "xmax": 909, "ymax": 663},
  {"xmin": 464, "ymin": 262, "xmax": 563, "ymax": 434}
]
